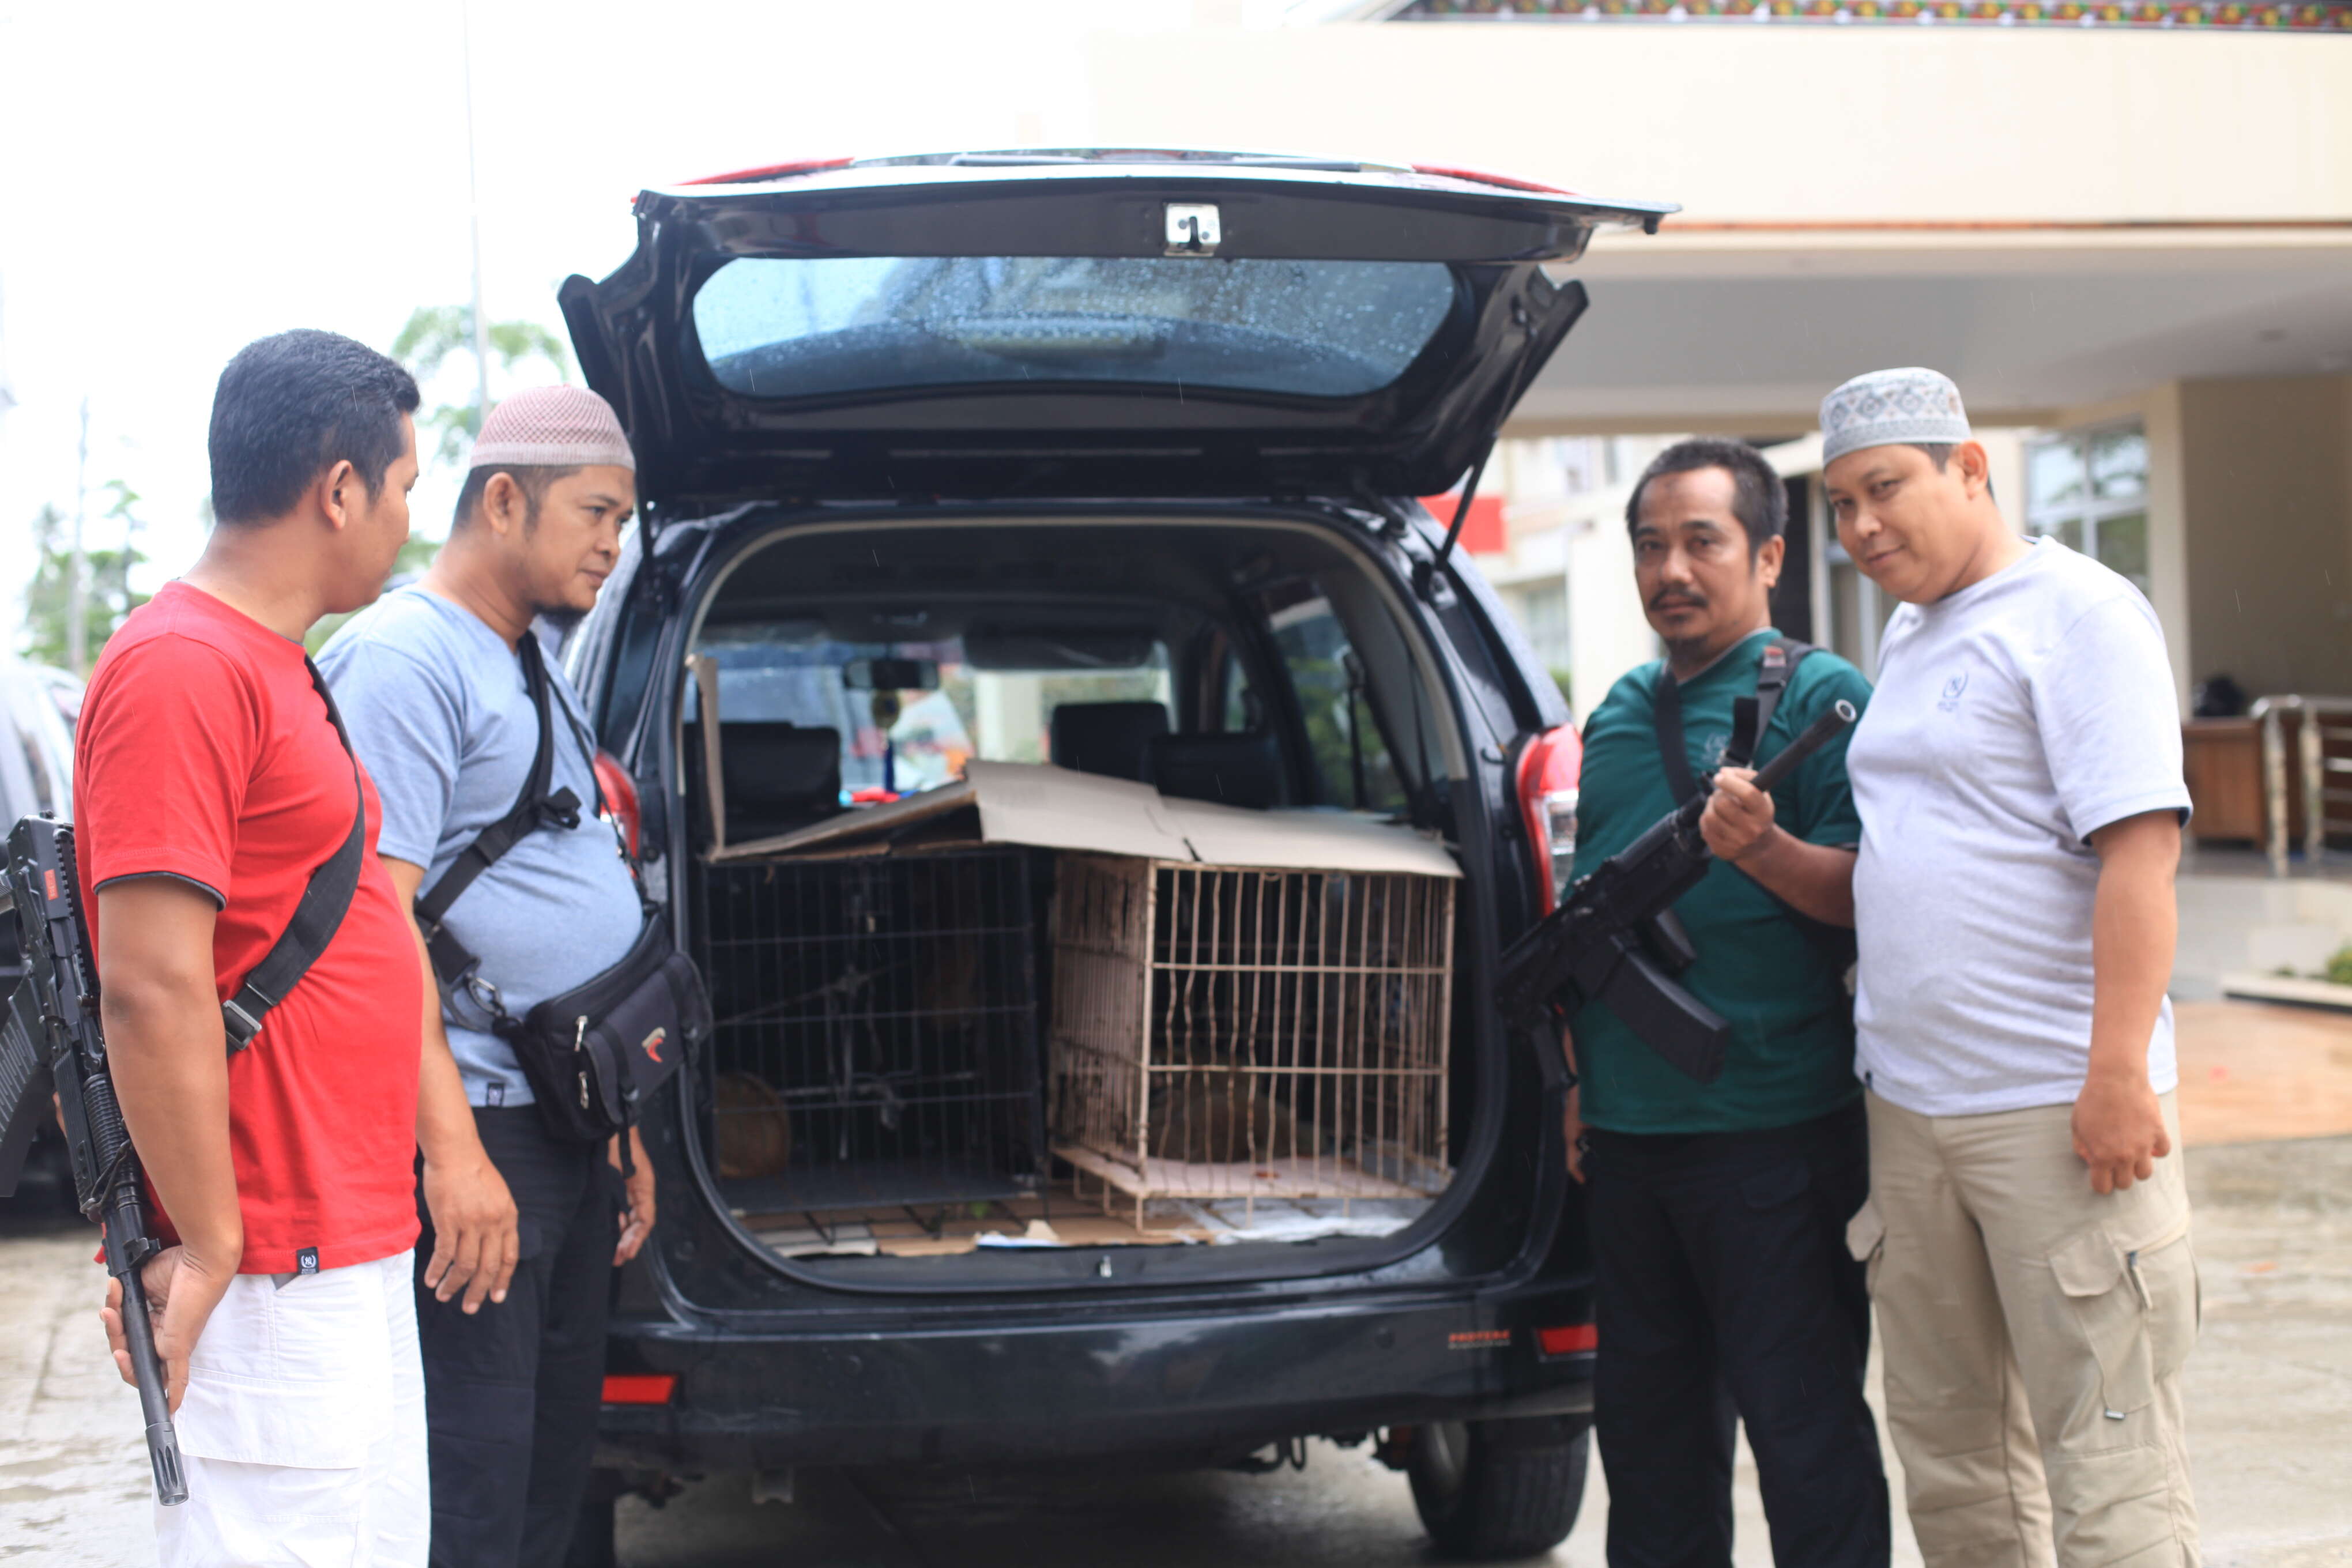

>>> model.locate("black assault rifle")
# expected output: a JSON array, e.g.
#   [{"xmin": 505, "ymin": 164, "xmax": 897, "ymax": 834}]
[
  {"xmin": 0, "ymin": 815, "xmax": 187, "ymax": 1506},
  {"xmin": 1495, "ymin": 699, "xmax": 1857, "ymax": 1085}
]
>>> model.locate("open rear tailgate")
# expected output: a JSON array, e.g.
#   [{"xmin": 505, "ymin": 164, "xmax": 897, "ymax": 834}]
[{"xmin": 560, "ymin": 152, "xmax": 1673, "ymax": 514}]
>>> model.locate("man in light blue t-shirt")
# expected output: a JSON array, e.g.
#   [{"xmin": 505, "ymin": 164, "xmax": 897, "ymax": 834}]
[
  {"xmin": 318, "ymin": 386, "xmax": 647, "ymax": 1568},
  {"xmin": 1825, "ymin": 368, "xmax": 2197, "ymax": 1568}
]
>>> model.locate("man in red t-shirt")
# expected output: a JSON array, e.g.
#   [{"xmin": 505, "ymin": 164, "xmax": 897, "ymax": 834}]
[{"xmin": 82, "ymin": 330, "xmax": 440, "ymax": 1566}]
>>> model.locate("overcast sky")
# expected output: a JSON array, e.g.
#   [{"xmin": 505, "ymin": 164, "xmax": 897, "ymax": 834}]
[{"xmin": 0, "ymin": 0, "xmax": 1296, "ymax": 641}]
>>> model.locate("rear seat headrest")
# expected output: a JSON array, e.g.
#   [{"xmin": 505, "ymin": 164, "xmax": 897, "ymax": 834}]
[
  {"xmin": 719, "ymin": 722, "xmax": 842, "ymax": 813},
  {"xmin": 1049, "ymin": 701, "xmax": 1170, "ymax": 783},
  {"xmin": 1147, "ymin": 732, "xmax": 1286, "ymax": 811}
]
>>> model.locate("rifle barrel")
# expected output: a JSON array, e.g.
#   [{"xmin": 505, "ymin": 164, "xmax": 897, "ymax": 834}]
[
  {"xmin": 112, "ymin": 1213, "xmax": 189, "ymax": 1505},
  {"xmin": 1748, "ymin": 699, "xmax": 1857, "ymax": 796}
]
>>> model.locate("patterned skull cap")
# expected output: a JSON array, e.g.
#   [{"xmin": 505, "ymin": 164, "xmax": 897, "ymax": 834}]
[
  {"xmin": 469, "ymin": 385, "xmax": 635, "ymax": 473},
  {"xmin": 1819, "ymin": 367, "xmax": 1972, "ymax": 465}
]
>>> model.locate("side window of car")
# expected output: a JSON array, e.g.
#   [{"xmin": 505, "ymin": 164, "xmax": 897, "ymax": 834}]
[
  {"xmin": 1257, "ymin": 585, "xmax": 1405, "ymax": 814},
  {"xmin": 0, "ymin": 714, "xmax": 37, "ymax": 824},
  {"xmin": 0, "ymin": 708, "xmax": 31, "ymax": 983},
  {"xmin": 12, "ymin": 719, "xmax": 54, "ymax": 819},
  {"xmin": 1216, "ymin": 643, "xmax": 1261, "ymax": 734}
]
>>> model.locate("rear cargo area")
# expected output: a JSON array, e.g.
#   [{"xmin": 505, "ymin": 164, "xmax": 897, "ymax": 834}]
[{"xmin": 677, "ymin": 517, "xmax": 1471, "ymax": 1262}]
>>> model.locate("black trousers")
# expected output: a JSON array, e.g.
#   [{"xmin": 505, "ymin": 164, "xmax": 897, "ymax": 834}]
[
  {"xmin": 1585, "ymin": 1099, "xmax": 1889, "ymax": 1568},
  {"xmin": 414, "ymin": 1107, "xmax": 617, "ymax": 1568}
]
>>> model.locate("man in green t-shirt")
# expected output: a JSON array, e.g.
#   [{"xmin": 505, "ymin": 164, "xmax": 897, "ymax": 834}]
[{"xmin": 1566, "ymin": 438, "xmax": 1887, "ymax": 1568}]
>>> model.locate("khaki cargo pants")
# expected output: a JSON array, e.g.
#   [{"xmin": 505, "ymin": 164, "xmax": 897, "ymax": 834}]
[{"xmin": 1858, "ymin": 1091, "xmax": 2199, "ymax": 1568}]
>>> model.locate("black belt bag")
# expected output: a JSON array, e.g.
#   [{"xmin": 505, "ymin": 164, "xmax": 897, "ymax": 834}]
[
  {"xmin": 417, "ymin": 632, "xmax": 708, "ymax": 1148},
  {"xmin": 492, "ymin": 908, "xmax": 710, "ymax": 1145}
]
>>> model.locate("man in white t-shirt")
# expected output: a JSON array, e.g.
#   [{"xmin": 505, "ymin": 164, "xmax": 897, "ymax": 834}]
[{"xmin": 1823, "ymin": 368, "xmax": 2198, "ymax": 1568}]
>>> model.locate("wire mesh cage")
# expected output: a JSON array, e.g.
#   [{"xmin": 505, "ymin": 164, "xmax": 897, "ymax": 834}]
[
  {"xmin": 697, "ymin": 849, "xmax": 1045, "ymax": 1214},
  {"xmin": 1050, "ymin": 854, "xmax": 1456, "ymax": 1224}
]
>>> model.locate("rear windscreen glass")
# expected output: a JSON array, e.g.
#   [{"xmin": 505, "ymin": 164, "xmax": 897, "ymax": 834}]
[
  {"xmin": 691, "ymin": 256, "xmax": 1457, "ymax": 401},
  {"xmin": 691, "ymin": 628, "xmax": 1172, "ymax": 798}
]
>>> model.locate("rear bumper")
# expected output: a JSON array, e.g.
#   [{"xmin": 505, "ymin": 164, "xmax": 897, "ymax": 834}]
[{"xmin": 596, "ymin": 1281, "xmax": 1595, "ymax": 1471}]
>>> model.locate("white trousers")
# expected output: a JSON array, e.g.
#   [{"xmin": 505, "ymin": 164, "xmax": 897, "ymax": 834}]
[{"xmin": 154, "ymin": 1250, "xmax": 428, "ymax": 1568}]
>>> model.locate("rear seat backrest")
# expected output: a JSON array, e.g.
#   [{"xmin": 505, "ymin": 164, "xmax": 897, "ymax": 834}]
[
  {"xmin": 719, "ymin": 722, "xmax": 842, "ymax": 842},
  {"xmin": 1048, "ymin": 701, "xmax": 1169, "ymax": 783},
  {"xmin": 1147, "ymin": 732, "xmax": 1286, "ymax": 810}
]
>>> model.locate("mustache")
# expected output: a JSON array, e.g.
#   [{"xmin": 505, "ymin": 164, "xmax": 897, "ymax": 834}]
[{"xmin": 1648, "ymin": 590, "xmax": 1708, "ymax": 612}]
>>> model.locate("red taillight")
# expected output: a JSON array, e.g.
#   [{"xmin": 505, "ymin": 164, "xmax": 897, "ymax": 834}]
[
  {"xmin": 1537, "ymin": 1324, "xmax": 1597, "ymax": 1358},
  {"xmin": 601, "ymin": 1374, "xmax": 676, "ymax": 1405},
  {"xmin": 594, "ymin": 751, "xmax": 640, "ymax": 858},
  {"xmin": 1514, "ymin": 726, "xmax": 1582, "ymax": 913},
  {"xmin": 679, "ymin": 156, "xmax": 853, "ymax": 187}
]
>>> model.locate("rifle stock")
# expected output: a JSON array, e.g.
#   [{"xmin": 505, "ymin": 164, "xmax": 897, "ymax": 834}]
[{"xmin": 1495, "ymin": 699, "xmax": 1856, "ymax": 1083}]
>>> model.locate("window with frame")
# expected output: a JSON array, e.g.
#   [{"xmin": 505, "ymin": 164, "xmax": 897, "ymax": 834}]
[
  {"xmin": 2026, "ymin": 425, "xmax": 2150, "ymax": 594},
  {"xmin": 1248, "ymin": 581, "xmax": 1407, "ymax": 815}
]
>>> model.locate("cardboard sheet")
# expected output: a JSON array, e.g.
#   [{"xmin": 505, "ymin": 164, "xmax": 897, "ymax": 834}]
[{"xmin": 710, "ymin": 760, "xmax": 1458, "ymax": 879}]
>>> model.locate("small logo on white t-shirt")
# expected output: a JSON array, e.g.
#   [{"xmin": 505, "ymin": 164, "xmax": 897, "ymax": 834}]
[{"xmin": 1938, "ymin": 673, "xmax": 1969, "ymax": 712}]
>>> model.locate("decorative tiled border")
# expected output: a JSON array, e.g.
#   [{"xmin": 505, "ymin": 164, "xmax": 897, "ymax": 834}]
[{"xmin": 1398, "ymin": 0, "xmax": 2351, "ymax": 28}]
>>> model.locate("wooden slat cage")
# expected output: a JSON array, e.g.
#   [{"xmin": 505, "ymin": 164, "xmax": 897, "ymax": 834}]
[{"xmin": 1050, "ymin": 854, "xmax": 1456, "ymax": 1226}]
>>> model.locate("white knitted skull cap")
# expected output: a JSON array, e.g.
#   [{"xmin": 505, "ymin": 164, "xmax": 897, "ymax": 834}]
[
  {"xmin": 469, "ymin": 385, "xmax": 635, "ymax": 472},
  {"xmin": 1819, "ymin": 367, "xmax": 1972, "ymax": 465}
]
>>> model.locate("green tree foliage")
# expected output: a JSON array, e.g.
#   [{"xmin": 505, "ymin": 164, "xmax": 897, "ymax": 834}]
[
  {"xmin": 391, "ymin": 304, "xmax": 572, "ymax": 469},
  {"xmin": 21, "ymin": 484, "xmax": 149, "ymax": 669}
]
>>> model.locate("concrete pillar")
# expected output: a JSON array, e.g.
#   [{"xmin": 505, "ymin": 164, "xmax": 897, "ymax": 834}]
[{"xmin": 2141, "ymin": 381, "xmax": 2193, "ymax": 715}]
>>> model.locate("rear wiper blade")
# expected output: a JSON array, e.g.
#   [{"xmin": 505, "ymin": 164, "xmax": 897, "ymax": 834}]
[{"xmin": 1227, "ymin": 156, "xmax": 1369, "ymax": 171}]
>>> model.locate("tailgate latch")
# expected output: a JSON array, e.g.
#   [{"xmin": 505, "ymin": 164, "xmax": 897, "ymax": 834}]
[{"xmin": 1164, "ymin": 203, "xmax": 1221, "ymax": 257}]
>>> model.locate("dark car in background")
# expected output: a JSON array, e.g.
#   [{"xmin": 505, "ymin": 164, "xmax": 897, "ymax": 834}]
[
  {"xmin": 552, "ymin": 149, "xmax": 1670, "ymax": 1561},
  {"xmin": 0, "ymin": 657, "xmax": 81, "ymax": 1215}
]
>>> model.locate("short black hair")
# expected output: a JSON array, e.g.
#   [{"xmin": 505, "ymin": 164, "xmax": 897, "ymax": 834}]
[
  {"xmin": 1913, "ymin": 443, "xmax": 1954, "ymax": 469},
  {"xmin": 208, "ymin": 330, "xmax": 420, "ymax": 526},
  {"xmin": 1625, "ymin": 438, "xmax": 1788, "ymax": 558},
  {"xmin": 453, "ymin": 463, "xmax": 580, "ymax": 533}
]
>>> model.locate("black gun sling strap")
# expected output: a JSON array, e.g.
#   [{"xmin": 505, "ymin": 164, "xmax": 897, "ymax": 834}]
[
  {"xmin": 414, "ymin": 633, "xmax": 588, "ymax": 998},
  {"xmin": 1653, "ymin": 635, "xmax": 1815, "ymax": 806},
  {"xmin": 221, "ymin": 661, "xmax": 367, "ymax": 1054},
  {"xmin": 405, "ymin": 635, "xmax": 701, "ymax": 1158}
]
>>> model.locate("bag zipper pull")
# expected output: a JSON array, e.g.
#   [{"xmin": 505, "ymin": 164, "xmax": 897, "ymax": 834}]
[{"xmin": 576, "ymin": 1015, "xmax": 591, "ymax": 1110}]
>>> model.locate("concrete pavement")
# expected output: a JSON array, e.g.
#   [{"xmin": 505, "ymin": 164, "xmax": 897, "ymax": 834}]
[
  {"xmin": 597, "ymin": 1132, "xmax": 2352, "ymax": 1567},
  {"xmin": 0, "ymin": 1222, "xmax": 164, "ymax": 1565},
  {"xmin": 6, "ymin": 1025, "xmax": 2350, "ymax": 1566}
]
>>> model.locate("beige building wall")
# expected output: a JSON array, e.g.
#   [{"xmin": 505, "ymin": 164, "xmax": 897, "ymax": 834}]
[
  {"xmin": 2173, "ymin": 374, "xmax": 2352, "ymax": 700},
  {"xmin": 2050, "ymin": 373, "xmax": 2352, "ymax": 707},
  {"xmin": 1062, "ymin": 18, "xmax": 2352, "ymax": 715},
  {"xmin": 1077, "ymin": 26, "xmax": 2352, "ymax": 223}
]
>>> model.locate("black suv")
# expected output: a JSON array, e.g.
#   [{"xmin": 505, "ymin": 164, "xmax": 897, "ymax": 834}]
[{"xmin": 556, "ymin": 149, "xmax": 1670, "ymax": 1560}]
